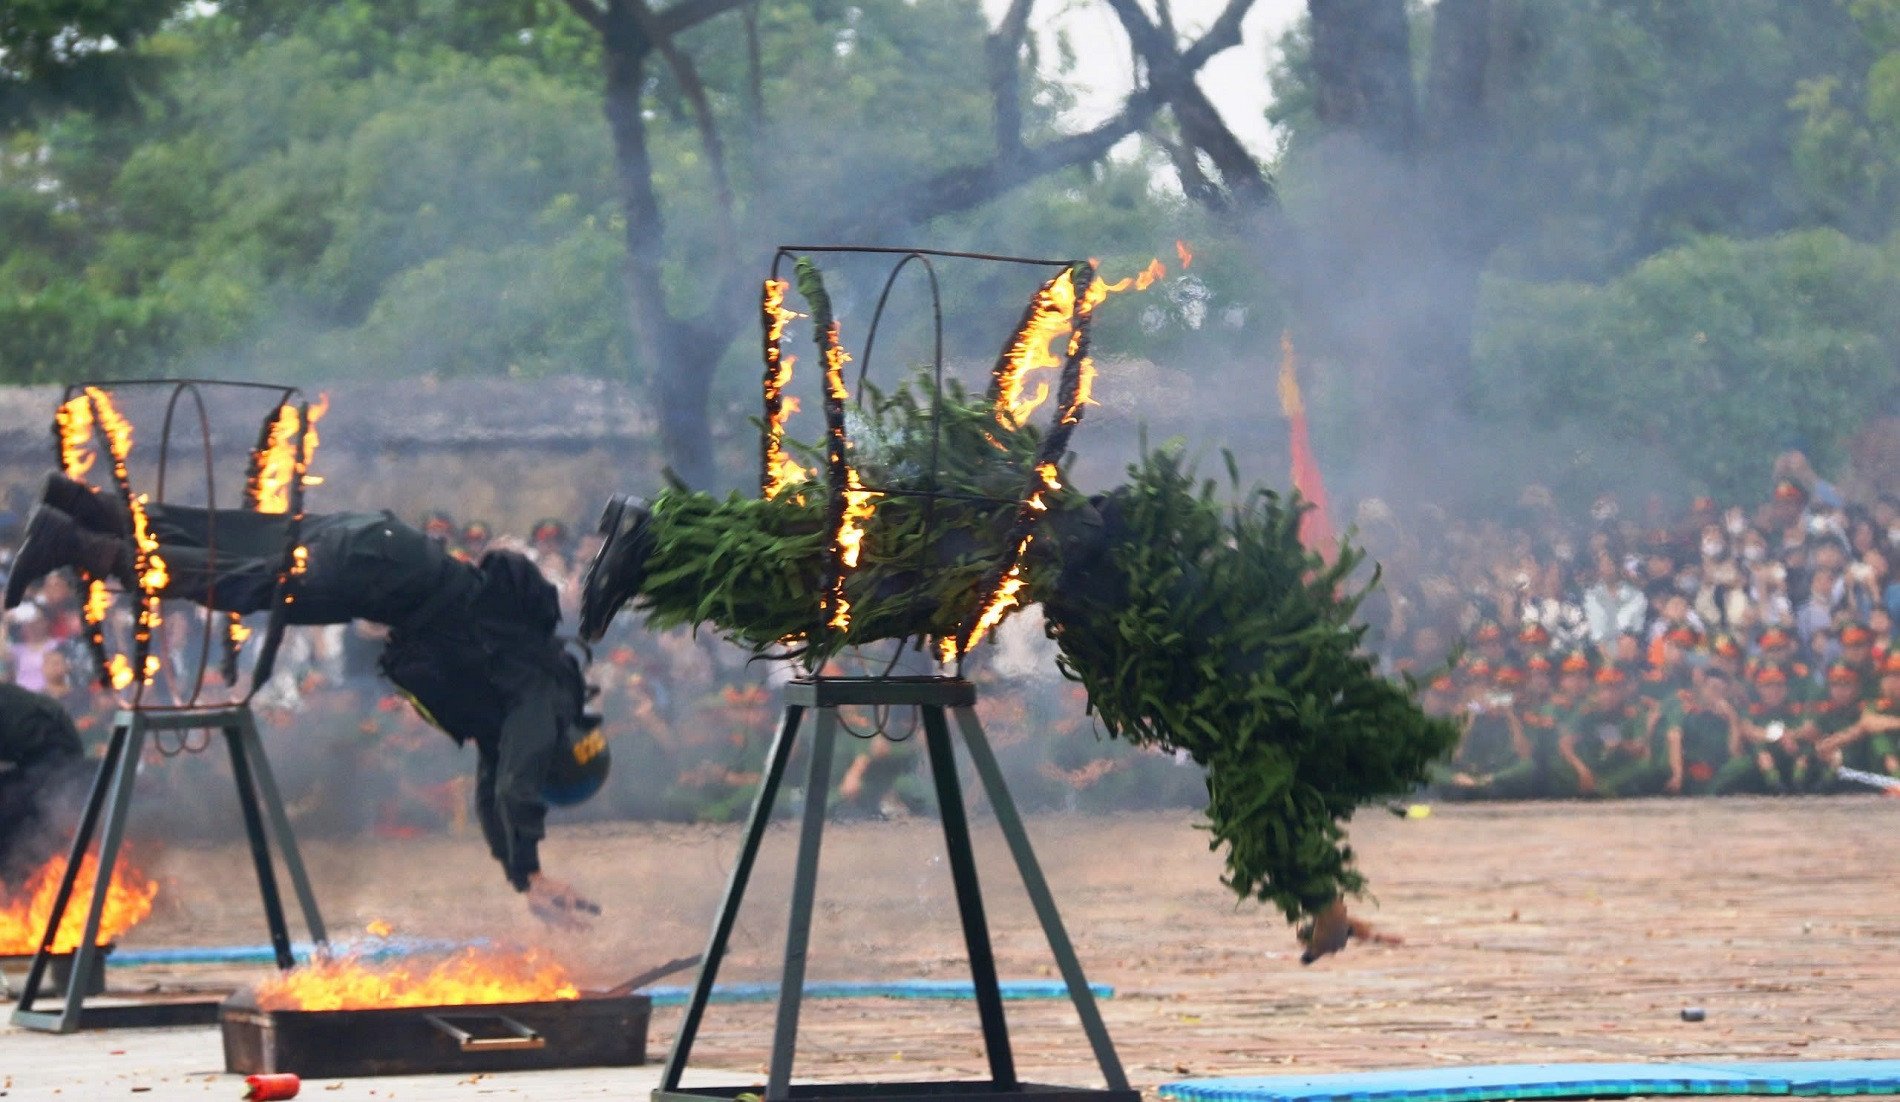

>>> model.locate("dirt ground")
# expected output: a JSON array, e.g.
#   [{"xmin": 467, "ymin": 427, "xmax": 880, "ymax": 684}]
[{"xmin": 100, "ymin": 795, "xmax": 1900, "ymax": 1090}]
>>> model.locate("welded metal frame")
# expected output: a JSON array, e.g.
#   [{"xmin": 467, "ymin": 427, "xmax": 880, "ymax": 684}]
[
  {"xmin": 10, "ymin": 705, "xmax": 328, "ymax": 1033},
  {"xmin": 656, "ymin": 676, "xmax": 1134, "ymax": 1102},
  {"xmin": 14, "ymin": 379, "xmax": 329, "ymax": 1033}
]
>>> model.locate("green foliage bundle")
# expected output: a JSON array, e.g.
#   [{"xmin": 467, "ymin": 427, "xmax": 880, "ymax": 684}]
[
  {"xmin": 1036, "ymin": 450, "xmax": 1460, "ymax": 922},
  {"xmin": 633, "ymin": 377, "xmax": 1457, "ymax": 921},
  {"xmin": 635, "ymin": 377, "xmax": 1083, "ymax": 660}
]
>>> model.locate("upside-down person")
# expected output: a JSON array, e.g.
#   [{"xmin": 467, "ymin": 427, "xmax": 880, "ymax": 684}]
[{"xmin": 3, "ymin": 473, "xmax": 611, "ymax": 929}]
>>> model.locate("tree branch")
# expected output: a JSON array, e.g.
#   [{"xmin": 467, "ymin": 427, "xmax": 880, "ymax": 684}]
[
  {"xmin": 624, "ymin": 0, "xmax": 737, "ymax": 262},
  {"xmin": 655, "ymin": 0, "xmax": 753, "ymax": 37},
  {"xmin": 558, "ymin": 0, "xmax": 609, "ymax": 34},
  {"xmin": 1102, "ymin": 0, "xmax": 1272, "ymax": 210},
  {"xmin": 985, "ymin": 0, "xmax": 1036, "ymax": 156},
  {"xmin": 897, "ymin": 87, "xmax": 1164, "ymax": 225}
]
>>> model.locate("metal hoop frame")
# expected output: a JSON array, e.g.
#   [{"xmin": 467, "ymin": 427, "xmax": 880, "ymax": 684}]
[
  {"xmin": 761, "ymin": 246, "xmax": 1091, "ymax": 676},
  {"xmin": 52, "ymin": 378, "xmax": 318, "ymax": 711}
]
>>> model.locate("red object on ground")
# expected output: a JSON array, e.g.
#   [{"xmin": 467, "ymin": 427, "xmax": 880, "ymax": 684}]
[{"xmin": 243, "ymin": 1072, "xmax": 301, "ymax": 1100}]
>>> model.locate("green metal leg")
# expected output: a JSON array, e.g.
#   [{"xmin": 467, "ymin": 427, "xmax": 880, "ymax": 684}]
[
  {"xmin": 226, "ymin": 721, "xmax": 295, "ymax": 970},
  {"xmin": 235, "ymin": 710, "xmax": 328, "ymax": 949},
  {"xmin": 10, "ymin": 714, "xmax": 137, "ymax": 1030},
  {"xmin": 951, "ymin": 705, "xmax": 1129, "ymax": 1091},
  {"xmin": 767, "ymin": 707, "xmax": 840, "ymax": 1101},
  {"xmin": 922, "ymin": 704, "xmax": 1017, "ymax": 1087},
  {"xmin": 661, "ymin": 704, "xmax": 805, "ymax": 1092}
]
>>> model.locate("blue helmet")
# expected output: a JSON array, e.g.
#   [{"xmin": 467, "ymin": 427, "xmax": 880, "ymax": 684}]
[{"xmin": 543, "ymin": 721, "xmax": 610, "ymax": 807}]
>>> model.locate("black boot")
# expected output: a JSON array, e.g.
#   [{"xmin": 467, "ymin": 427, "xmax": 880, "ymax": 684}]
[
  {"xmin": 579, "ymin": 495, "xmax": 654, "ymax": 643},
  {"xmin": 39, "ymin": 471, "xmax": 132, "ymax": 537},
  {"xmin": 4, "ymin": 505, "xmax": 137, "ymax": 608}
]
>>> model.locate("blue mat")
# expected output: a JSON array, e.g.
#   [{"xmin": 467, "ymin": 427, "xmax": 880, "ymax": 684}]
[{"xmin": 1159, "ymin": 1060, "xmax": 1900, "ymax": 1101}]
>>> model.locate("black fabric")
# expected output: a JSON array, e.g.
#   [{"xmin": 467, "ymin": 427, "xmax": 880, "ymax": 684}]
[
  {"xmin": 142, "ymin": 506, "xmax": 588, "ymax": 891},
  {"xmin": 0, "ymin": 683, "xmax": 85, "ymax": 877}
]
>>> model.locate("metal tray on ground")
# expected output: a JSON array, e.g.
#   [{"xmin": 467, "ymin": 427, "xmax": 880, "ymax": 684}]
[
  {"xmin": 656, "ymin": 1082, "xmax": 1143, "ymax": 1102},
  {"xmin": 221, "ymin": 990, "xmax": 650, "ymax": 1078}
]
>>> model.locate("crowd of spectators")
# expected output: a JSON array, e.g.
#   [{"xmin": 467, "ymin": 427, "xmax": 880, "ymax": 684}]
[{"xmin": 1358, "ymin": 450, "xmax": 1900, "ymax": 799}]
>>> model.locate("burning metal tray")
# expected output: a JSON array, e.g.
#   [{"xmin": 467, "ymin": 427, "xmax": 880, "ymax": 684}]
[
  {"xmin": 221, "ymin": 990, "xmax": 650, "ymax": 1078},
  {"xmin": 657, "ymin": 1083, "xmax": 1142, "ymax": 1102}
]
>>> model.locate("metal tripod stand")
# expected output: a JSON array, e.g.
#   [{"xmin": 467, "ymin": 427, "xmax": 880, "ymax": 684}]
[
  {"xmin": 656, "ymin": 676, "xmax": 1137, "ymax": 1102},
  {"xmin": 10, "ymin": 703, "xmax": 328, "ymax": 1032}
]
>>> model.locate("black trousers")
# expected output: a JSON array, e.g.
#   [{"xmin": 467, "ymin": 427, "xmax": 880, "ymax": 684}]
[{"xmin": 148, "ymin": 505, "xmax": 465, "ymax": 627}]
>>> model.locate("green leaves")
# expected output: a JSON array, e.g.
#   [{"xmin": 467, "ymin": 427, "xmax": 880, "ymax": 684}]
[{"xmin": 1040, "ymin": 447, "xmax": 1459, "ymax": 922}]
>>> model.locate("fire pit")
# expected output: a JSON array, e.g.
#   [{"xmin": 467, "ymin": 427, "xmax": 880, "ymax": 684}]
[
  {"xmin": 221, "ymin": 946, "xmax": 649, "ymax": 1077},
  {"xmin": 221, "ymin": 989, "xmax": 650, "ymax": 1078}
]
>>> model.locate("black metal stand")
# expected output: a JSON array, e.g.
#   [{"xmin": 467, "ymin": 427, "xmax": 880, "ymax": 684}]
[
  {"xmin": 656, "ymin": 677, "xmax": 1136, "ymax": 1102},
  {"xmin": 10, "ymin": 704, "xmax": 328, "ymax": 1032}
]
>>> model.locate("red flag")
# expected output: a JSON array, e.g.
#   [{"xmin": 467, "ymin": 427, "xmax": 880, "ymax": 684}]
[{"xmin": 1277, "ymin": 331, "xmax": 1335, "ymax": 557}]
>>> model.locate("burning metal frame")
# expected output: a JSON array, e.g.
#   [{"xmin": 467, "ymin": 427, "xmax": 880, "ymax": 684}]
[
  {"xmin": 661, "ymin": 248, "xmax": 1140, "ymax": 1102},
  {"xmin": 12, "ymin": 380, "xmax": 330, "ymax": 1034}
]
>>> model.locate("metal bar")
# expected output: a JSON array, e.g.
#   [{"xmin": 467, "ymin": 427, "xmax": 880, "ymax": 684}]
[
  {"xmin": 237, "ymin": 708, "xmax": 328, "ymax": 947},
  {"xmin": 226, "ymin": 723, "xmax": 295, "ymax": 970},
  {"xmin": 921, "ymin": 705, "xmax": 1017, "ymax": 1088},
  {"xmin": 55, "ymin": 714, "xmax": 146, "ymax": 1032},
  {"xmin": 10, "ymin": 715, "xmax": 130, "ymax": 1026},
  {"xmin": 776, "ymin": 246, "xmax": 1076, "ymax": 268},
  {"xmin": 426, "ymin": 1014, "xmax": 547, "ymax": 1052},
  {"xmin": 783, "ymin": 677, "xmax": 975, "ymax": 709},
  {"xmin": 662, "ymin": 704, "xmax": 805, "ymax": 1091},
  {"xmin": 767, "ymin": 706, "xmax": 840, "ymax": 1101},
  {"xmin": 950, "ymin": 706, "xmax": 1129, "ymax": 1091}
]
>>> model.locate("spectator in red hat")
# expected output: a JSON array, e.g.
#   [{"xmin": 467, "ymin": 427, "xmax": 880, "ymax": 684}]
[
  {"xmin": 1663, "ymin": 670, "xmax": 1747, "ymax": 796},
  {"xmin": 1736, "ymin": 665, "xmax": 1816, "ymax": 793},
  {"xmin": 1810, "ymin": 664, "xmax": 1886, "ymax": 783},
  {"xmin": 1556, "ymin": 666, "xmax": 1667, "ymax": 798}
]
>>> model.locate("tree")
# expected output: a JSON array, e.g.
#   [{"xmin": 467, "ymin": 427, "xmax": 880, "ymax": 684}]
[
  {"xmin": 1, "ymin": 0, "xmax": 182, "ymax": 126},
  {"xmin": 551, "ymin": 0, "xmax": 1259, "ymax": 487}
]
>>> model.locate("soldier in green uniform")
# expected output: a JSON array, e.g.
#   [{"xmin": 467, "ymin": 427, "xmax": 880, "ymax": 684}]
[
  {"xmin": 1735, "ymin": 665, "xmax": 1818, "ymax": 793},
  {"xmin": 1806, "ymin": 664, "xmax": 1885, "ymax": 787},
  {"xmin": 1820, "ymin": 652, "xmax": 1900, "ymax": 780},
  {"xmin": 1557, "ymin": 666, "xmax": 1669, "ymax": 798},
  {"xmin": 1665, "ymin": 670, "xmax": 1745, "ymax": 795},
  {"xmin": 1753, "ymin": 628, "xmax": 1820, "ymax": 702},
  {"xmin": 1437, "ymin": 665, "xmax": 1537, "ymax": 800},
  {"xmin": 1837, "ymin": 625, "xmax": 1880, "ymax": 700}
]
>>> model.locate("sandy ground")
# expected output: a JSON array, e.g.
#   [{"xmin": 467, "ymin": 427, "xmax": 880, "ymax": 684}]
[{"xmin": 8, "ymin": 795, "xmax": 1900, "ymax": 1097}]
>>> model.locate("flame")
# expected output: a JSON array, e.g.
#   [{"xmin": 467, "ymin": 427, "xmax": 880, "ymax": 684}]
[
  {"xmin": 0, "ymin": 853, "xmax": 159, "ymax": 955},
  {"xmin": 251, "ymin": 397, "xmax": 327, "ymax": 515},
  {"xmin": 819, "ymin": 320, "xmax": 878, "ymax": 632},
  {"xmin": 55, "ymin": 396, "xmax": 96, "ymax": 478},
  {"xmin": 251, "ymin": 946, "xmax": 581, "ymax": 1011},
  {"xmin": 992, "ymin": 272, "xmax": 1075, "ymax": 429},
  {"xmin": 992, "ymin": 259, "xmax": 1157, "ymax": 430},
  {"xmin": 85, "ymin": 388, "xmax": 166, "ymax": 685},
  {"xmin": 1176, "ymin": 239, "xmax": 1194, "ymax": 269},
  {"xmin": 366, "ymin": 919, "xmax": 394, "ymax": 938},
  {"xmin": 227, "ymin": 614, "xmax": 251, "ymax": 645},
  {"xmin": 964, "ymin": 535, "xmax": 1033, "ymax": 653},
  {"xmin": 761, "ymin": 280, "xmax": 809, "ymax": 498},
  {"xmin": 290, "ymin": 545, "xmax": 309, "ymax": 576}
]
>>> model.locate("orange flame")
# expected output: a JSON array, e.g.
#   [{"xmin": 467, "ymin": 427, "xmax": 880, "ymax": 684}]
[
  {"xmin": 252, "ymin": 396, "xmax": 328, "ymax": 515},
  {"xmin": 1176, "ymin": 239, "xmax": 1194, "ymax": 269},
  {"xmin": 993, "ymin": 272, "xmax": 1076, "ymax": 429},
  {"xmin": 86, "ymin": 388, "xmax": 166, "ymax": 685},
  {"xmin": 55, "ymin": 396, "xmax": 96, "ymax": 478},
  {"xmin": 0, "ymin": 853, "xmax": 159, "ymax": 955},
  {"xmin": 820, "ymin": 320, "xmax": 879, "ymax": 632},
  {"xmin": 1132, "ymin": 258, "xmax": 1167, "ymax": 292},
  {"xmin": 252, "ymin": 946, "xmax": 581, "ymax": 1011},
  {"xmin": 761, "ymin": 279, "xmax": 810, "ymax": 498}
]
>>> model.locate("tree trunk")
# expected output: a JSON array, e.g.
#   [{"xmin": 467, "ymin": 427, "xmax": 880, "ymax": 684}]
[{"xmin": 600, "ymin": 19, "xmax": 718, "ymax": 489}]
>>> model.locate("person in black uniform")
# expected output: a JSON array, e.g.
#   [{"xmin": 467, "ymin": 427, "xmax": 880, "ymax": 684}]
[
  {"xmin": 4, "ymin": 473, "xmax": 610, "ymax": 928},
  {"xmin": 0, "ymin": 682, "xmax": 88, "ymax": 880}
]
